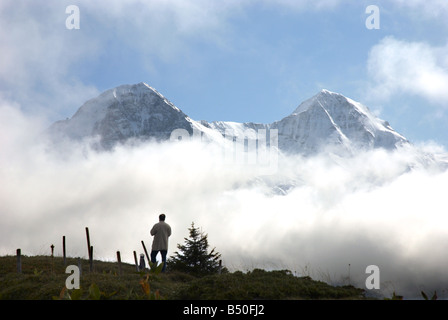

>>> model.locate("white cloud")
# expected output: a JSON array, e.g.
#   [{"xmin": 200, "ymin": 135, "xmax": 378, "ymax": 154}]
[
  {"xmin": 3, "ymin": 0, "xmax": 446, "ymax": 122},
  {"xmin": 393, "ymin": 0, "xmax": 448, "ymax": 19},
  {"xmin": 0, "ymin": 0, "xmax": 248, "ymax": 118},
  {"xmin": 0, "ymin": 1, "xmax": 101, "ymax": 118},
  {"xmin": 367, "ymin": 36, "xmax": 448, "ymax": 105}
]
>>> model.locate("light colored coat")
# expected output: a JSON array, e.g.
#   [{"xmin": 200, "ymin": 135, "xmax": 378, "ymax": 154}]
[{"xmin": 150, "ymin": 221, "xmax": 172, "ymax": 251}]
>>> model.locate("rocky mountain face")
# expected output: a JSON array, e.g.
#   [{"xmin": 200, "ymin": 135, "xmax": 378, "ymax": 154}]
[
  {"xmin": 48, "ymin": 82, "xmax": 408, "ymax": 154},
  {"xmin": 49, "ymin": 83, "xmax": 208, "ymax": 149},
  {"xmin": 274, "ymin": 89, "xmax": 408, "ymax": 153}
]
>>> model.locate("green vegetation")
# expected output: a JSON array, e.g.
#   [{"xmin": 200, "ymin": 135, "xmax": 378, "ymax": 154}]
[
  {"xmin": 0, "ymin": 255, "xmax": 367, "ymax": 300},
  {"xmin": 0, "ymin": 223, "xmax": 368, "ymax": 300},
  {"xmin": 173, "ymin": 269, "xmax": 365, "ymax": 300},
  {"xmin": 168, "ymin": 222, "xmax": 227, "ymax": 276}
]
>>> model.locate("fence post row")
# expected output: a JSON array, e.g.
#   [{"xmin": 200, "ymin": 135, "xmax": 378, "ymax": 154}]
[{"xmin": 14, "ymin": 228, "xmax": 169, "ymax": 276}]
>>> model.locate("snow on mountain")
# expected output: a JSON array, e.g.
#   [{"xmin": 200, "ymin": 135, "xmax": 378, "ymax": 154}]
[
  {"xmin": 49, "ymin": 82, "xmax": 219, "ymax": 149},
  {"xmin": 272, "ymin": 89, "xmax": 408, "ymax": 154},
  {"xmin": 206, "ymin": 89, "xmax": 408, "ymax": 155},
  {"xmin": 49, "ymin": 82, "xmax": 408, "ymax": 155},
  {"xmin": 46, "ymin": 82, "xmax": 448, "ymax": 196}
]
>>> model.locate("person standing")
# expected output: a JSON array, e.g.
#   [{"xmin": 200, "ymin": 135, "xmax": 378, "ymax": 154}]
[{"xmin": 150, "ymin": 213, "xmax": 171, "ymax": 272}]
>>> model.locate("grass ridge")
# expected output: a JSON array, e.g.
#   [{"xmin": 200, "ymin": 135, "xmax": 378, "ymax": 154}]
[{"xmin": 0, "ymin": 255, "xmax": 368, "ymax": 300}]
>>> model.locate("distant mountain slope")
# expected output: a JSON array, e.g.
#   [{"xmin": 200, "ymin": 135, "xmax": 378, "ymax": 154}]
[
  {"xmin": 48, "ymin": 83, "xmax": 217, "ymax": 149},
  {"xmin": 274, "ymin": 89, "xmax": 408, "ymax": 154}
]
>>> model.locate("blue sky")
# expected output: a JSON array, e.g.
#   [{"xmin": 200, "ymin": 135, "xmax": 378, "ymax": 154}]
[{"xmin": 1, "ymin": 0, "xmax": 448, "ymax": 147}]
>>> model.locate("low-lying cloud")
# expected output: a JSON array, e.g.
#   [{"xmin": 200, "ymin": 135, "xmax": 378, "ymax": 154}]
[{"xmin": 1, "ymin": 105, "xmax": 448, "ymax": 299}]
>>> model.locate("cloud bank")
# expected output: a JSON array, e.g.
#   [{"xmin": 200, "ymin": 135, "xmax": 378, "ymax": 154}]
[{"xmin": 1, "ymin": 105, "xmax": 448, "ymax": 299}]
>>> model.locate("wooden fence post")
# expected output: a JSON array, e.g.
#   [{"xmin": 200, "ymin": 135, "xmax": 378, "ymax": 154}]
[
  {"xmin": 141, "ymin": 240, "xmax": 150, "ymax": 266},
  {"xmin": 50, "ymin": 244, "xmax": 55, "ymax": 273},
  {"xmin": 63, "ymin": 236, "xmax": 66, "ymax": 266},
  {"xmin": 85, "ymin": 227, "xmax": 92, "ymax": 261},
  {"xmin": 16, "ymin": 249, "xmax": 21, "ymax": 274},
  {"xmin": 117, "ymin": 251, "xmax": 122, "ymax": 275},
  {"xmin": 89, "ymin": 246, "xmax": 93, "ymax": 272},
  {"xmin": 133, "ymin": 251, "xmax": 139, "ymax": 272}
]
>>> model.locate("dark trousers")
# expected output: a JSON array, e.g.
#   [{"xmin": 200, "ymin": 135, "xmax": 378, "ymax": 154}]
[{"xmin": 150, "ymin": 250, "xmax": 167, "ymax": 272}]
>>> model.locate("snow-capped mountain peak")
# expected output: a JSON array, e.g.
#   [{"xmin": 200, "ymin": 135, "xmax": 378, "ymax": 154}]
[
  {"xmin": 282, "ymin": 88, "xmax": 408, "ymax": 152},
  {"xmin": 48, "ymin": 82, "xmax": 196, "ymax": 149},
  {"xmin": 48, "ymin": 83, "xmax": 409, "ymax": 154}
]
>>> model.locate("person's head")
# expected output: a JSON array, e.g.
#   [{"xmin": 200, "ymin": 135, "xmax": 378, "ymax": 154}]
[{"xmin": 159, "ymin": 214, "xmax": 166, "ymax": 221}]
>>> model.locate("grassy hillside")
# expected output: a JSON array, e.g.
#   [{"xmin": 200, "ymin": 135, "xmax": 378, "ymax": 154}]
[{"xmin": 0, "ymin": 255, "xmax": 367, "ymax": 300}]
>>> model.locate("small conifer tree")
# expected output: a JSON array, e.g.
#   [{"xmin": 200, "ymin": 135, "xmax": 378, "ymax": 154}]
[{"xmin": 168, "ymin": 222, "xmax": 224, "ymax": 275}]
